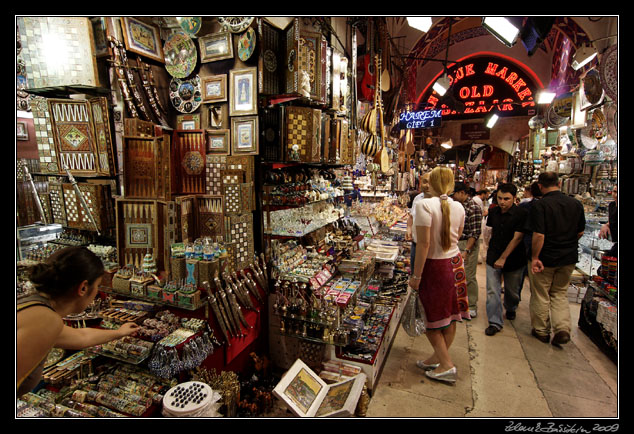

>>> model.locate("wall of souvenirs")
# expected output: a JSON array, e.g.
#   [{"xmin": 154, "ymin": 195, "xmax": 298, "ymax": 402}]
[{"xmin": 15, "ymin": 16, "xmax": 617, "ymax": 417}]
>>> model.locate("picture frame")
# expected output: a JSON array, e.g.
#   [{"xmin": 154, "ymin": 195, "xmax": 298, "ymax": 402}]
[
  {"xmin": 17, "ymin": 121, "xmax": 29, "ymax": 140},
  {"xmin": 177, "ymin": 114, "xmax": 201, "ymax": 130},
  {"xmin": 229, "ymin": 67, "xmax": 258, "ymax": 116},
  {"xmin": 202, "ymin": 74, "xmax": 227, "ymax": 103},
  {"xmin": 272, "ymin": 359, "xmax": 366, "ymax": 417},
  {"xmin": 231, "ymin": 116, "xmax": 259, "ymax": 155},
  {"xmin": 205, "ymin": 104, "xmax": 226, "ymax": 129},
  {"xmin": 198, "ymin": 32, "xmax": 234, "ymax": 63},
  {"xmin": 120, "ymin": 17, "xmax": 165, "ymax": 63},
  {"xmin": 206, "ymin": 129, "xmax": 230, "ymax": 155}
]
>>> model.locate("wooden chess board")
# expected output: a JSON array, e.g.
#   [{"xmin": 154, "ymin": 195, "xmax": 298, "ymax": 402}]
[{"xmin": 225, "ymin": 213, "xmax": 254, "ymax": 271}]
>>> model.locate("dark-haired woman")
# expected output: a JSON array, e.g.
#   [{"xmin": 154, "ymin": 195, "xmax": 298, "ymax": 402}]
[{"xmin": 17, "ymin": 246, "xmax": 139, "ymax": 397}]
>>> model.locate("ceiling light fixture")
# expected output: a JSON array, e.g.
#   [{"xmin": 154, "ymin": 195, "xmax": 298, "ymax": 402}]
[
  {"xmin": 482, "ymin": 17, "xmax": 521, "ymax": 47},
  {"xmin": 407, "ymin": 17, "xmax": 433, "ymax": 33},
  {"xmin": 537, "ymin": 90, "xmax": 557, "ymax": 104},
  {"xmin": 433, "ymin": 73, "xmax": 451, "ymax": 97},
  {"xmin": 571, "ymin": 44, "xmax": 598, "ymax": 70},
  {"xmin": 486, "ymin": 113, "xmax": 500, "ymax": 128}
]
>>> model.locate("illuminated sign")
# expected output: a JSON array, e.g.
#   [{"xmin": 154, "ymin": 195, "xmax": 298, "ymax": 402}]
[
  {"xmin": 399, "ymin": 109, "xmax": 442, "ymax": 129},
  {"xmin": 418, "ymin": 54, "xmax": 542, "ymax": 120}
]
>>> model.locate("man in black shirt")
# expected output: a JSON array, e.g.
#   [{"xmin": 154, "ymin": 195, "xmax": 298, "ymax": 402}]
[
  {"xmin": 527, "ymin": 172, "xmax": 585, "ymax": 346},
  {"xmin": 485, "ymin": 183, "xmax": 528, "ymax": 336}
]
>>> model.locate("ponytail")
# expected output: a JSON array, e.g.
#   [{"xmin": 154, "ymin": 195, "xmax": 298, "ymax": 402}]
[
  {"xmin": 430, "ymin": 167, "xmax": 455, "ymax": 252},
  {"xmin": 28, "ymin": 246, "xmax": 104, "ymax": 299}
]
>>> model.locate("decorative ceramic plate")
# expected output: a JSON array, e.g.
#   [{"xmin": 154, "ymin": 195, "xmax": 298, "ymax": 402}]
[
  {"xmin": 599, "ymin": 44, "xmax": 617, "ymax": 102},
  {"xmin": 178, "ymin": 17, "xmax": 202, "ymax": 37},
  {"xmin": 169, "ymin": 75, "xmax": 202, "ymax": 113},
  {"xmin": 217, "ymin": 17, "xmax": 254, "ymax": 33},
  {"xmin": 164, "ymin": 31, "xmax": 198, "ymax": 78},
  {"xmin": 583, "ymin": 69, "xmax": 604, "ymax": 106},
  {"xmin": 577, "ymin": 127, "xmax": 598, "ymax": 150},
  {"xmin": 591, "ymin": 109, "xmax": 608, "ymax": 143},
  {"xmin": 546, "ymin": 104, "xmax": 568, "ymax": 128},
  {"xmin": 604, "ymin": 103, "xmax": 618, "ymax": 139},
  {"xmin": 237, "ymin": 27, "xmax": 256, "ymax": 61}
]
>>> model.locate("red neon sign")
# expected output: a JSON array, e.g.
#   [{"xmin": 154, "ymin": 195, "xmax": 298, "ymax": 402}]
[{"xmin": 417, "ymin": 54, "xmax": 542, "ymax": 120}]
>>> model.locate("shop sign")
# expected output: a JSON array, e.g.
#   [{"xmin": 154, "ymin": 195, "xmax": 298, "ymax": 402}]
[
  {"xmin": 418, "ymin": 54, "xmax": 541, "ymax": 120},
  {"xmin": 398, "ymin": 109, "xmax": 442, "ymax": 129}
]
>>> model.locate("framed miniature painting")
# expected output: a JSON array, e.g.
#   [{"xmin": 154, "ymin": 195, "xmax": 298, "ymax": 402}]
[
  {"xmin": 229, "ymin": 67, "xmax": 258, "ymax": 116},
  {"xmin": 231, "ymin": 116, "xmax": 258, "ymax": 155},
  {"xmin": 273, "ymin": 359, "xmax": 366, "ymax": 417},
  {"xmin": 199, "ymin": 32, "xmax": 234, "ymax": 63},
  {"xmin": 121, "ymin": 17, "xmax": 165, "ymax": 63},
  {"xmin": 206, "ymin": 129, "xmax": 230, "ymax": 155},
  {"xmin": 17, "ymin": 121, "xmax": 29, "ymax": 140},
  {"xmin": 202, "ymin": 74, "xmax": 227, "ymax": 103}
]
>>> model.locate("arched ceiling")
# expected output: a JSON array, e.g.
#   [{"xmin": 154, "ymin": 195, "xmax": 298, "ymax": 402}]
[{"xmin": 382, "ymin": 16, "xmax": 617, "ymax": 105}]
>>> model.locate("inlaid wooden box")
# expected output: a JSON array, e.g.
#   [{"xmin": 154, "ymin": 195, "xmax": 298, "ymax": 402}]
[
  {"xmin": 173, "ymin": 130, "xmax": 207, "ymax": 195},
  {"xmin": 122, "ymin": 135, "xmax": 172, "ymax": 200},
  {"xmin": 174, "ymin": 194, "xmax": 225, "ymax": 243},
  {"xmin": 61, "ymin": 182, "xmax": 113, "ymax": 233},
  {"xmin": 284, "ymin": 18, "xmax": 327, "ymax": 103},
  {"xmin": 45, "ymin": 97, "xmax": 116, "ymax": 177},
  {"xmin": 285, "ymin": 106, "xmax": 322, "ymax": 163},
  {"xmin": 115, "ymin": 199, "xmax": 170, "ymax": 272}
]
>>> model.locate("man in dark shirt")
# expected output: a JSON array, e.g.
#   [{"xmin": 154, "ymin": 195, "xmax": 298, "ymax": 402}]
[
  {"xmin": 485, "ymin": 183, "xmax": 528, "ymax": 336},
  {"xmin": 527, "ymin": 172, "xmax": 585, "ymax": 346}
]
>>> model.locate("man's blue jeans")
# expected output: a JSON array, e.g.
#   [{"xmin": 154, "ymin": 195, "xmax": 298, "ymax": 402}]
[{"xmin": 486, "ymin": 264, "xmax": 525, "ymax": 330}]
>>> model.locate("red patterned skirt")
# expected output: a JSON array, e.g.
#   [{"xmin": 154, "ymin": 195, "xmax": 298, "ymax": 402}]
[{"xmin": 417, "ymin": 254, "xmax": 471, "ymax": 329}]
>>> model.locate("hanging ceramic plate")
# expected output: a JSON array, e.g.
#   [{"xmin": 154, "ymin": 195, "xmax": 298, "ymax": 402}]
[
  {"xmin": 599, "ymin": 44, "xmax": 617, "ymax": 102},
  {"xmin": 576, "ymin": 127, "xmax": 598, "ymax": 150},
  {"xmin": 177, "ymin": 17, "xmax": 202, "ymax": 37},
  {"xmin": 582, "ymin": 69, "xmax": 604, "ymax": 106},
  {"xmin": 164, "ymin": 31, "xmax": 198, "ymax": 78},
  {"xmin": 218, "ymin": 17, "xmax": 254, "ymax": 33},
  {"xmin": 591, "ymin": 109, "xmax": 608, "ymax": 143},
  {"xmin": 546, "ymin": 104, "xmax": 568, "ymax": 128},
  {"xmin": 604, "ymin": 103, "xmax": 618, "ymax": 139},
  {"xmin": 237, "ymin": 27, "xmax": 256, "ymax": 61},
  {"xmin": 169, "ymin": 75, "xmax": 202, "ymax": 113}
]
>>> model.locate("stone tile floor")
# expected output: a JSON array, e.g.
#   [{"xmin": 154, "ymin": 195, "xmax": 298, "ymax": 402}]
[{"xmin": 365, "ymin": 262, "xmax": 618, "ymax": 419}]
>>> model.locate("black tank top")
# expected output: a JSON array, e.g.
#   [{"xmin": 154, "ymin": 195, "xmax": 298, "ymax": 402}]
[{"xmin": 17, "ymin": 293, "xmax": 56, "ymax": 397}]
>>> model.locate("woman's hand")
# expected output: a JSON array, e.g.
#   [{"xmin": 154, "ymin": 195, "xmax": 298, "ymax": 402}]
[{"xmin": 118, "ymin": 322, "xmax": 140, "ymax": 337}]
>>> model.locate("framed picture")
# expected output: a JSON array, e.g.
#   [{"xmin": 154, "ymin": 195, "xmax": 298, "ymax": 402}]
[
  {"xmin": 206, "ymin": 129, "xmax": 230, "ymax": 155},
  {"xmin": 198, "ymin": 32, "xmax": 234, "ymax": 63},
  {"xmin": 177, "ymin": 114, "xmax": 201, "ymax": 130},
  {"xmin": 90, "ymin": 17, "xmax": 109, "ymax": 57},
  {"xmin": 205, "ymin": 104, "xmax": 226, "ymax": 129},
  {"xmin": 121, "ymin": 17, "xmax": 165, "ymax": 63},
  {"xmin": 229, "ymin": 67, "xmax": 258, "ymax": 116},
  {"xmin": 272, "ymin": 359, "xmax": 366, "ymax": 417},
  {"xmin": 202, "ymin": 75, "xmax": 227, "ymax": 103},
  {"xmin": 17, "ymin": 121, "xmax": 29, "ymax": 140},
  {"xmin": 231, "ymin": 116, "xmax": 258, "ymax": 155}
]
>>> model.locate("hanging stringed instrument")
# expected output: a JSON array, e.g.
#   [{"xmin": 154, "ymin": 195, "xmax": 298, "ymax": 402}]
[
  {"xmin": 360, "ymin": 54, "xmax": 383, "ymax": 158},
  {"xmin": 359, "ymin": 19, "xmax": 376, "ymax": 103}
]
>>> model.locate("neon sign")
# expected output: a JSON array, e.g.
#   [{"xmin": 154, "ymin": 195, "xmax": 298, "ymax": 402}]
[
  {"xmin": 399, "ymin": 109, "xmax": 442, "ymax": 129},
  {"xmin": 419, "ymin": 55, "xmax": 541, "ymax": 120}
]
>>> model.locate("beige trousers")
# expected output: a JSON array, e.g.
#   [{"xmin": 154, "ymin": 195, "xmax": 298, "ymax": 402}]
[
  {"xmin": 527, "ymin": 262, "xmax": 575, "ymax": 336},
  {"xmin": 459, "ymin": 239, "xmax": 480, "ymax": 311}
]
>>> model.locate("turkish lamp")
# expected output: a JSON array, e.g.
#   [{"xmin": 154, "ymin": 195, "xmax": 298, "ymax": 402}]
[
  {"xmin": 537, "ymin": 90, "xmax": 556, "ymax": 104},
  {"xmin": 571, "ymin": 44, "xmax": 598, "ymax": 70},
  {"xmin": 407, "ymin": 17, "xmax": 433, "ymax": 33},
  {"xmin": 486, "ymin": 113, "xmax": 499, "ymax": 128},
  {"xmin": 433, "ymin": 73, "xmax": 451, "ymax": 97},
  {"xmin": 482, "ymin": 17, "xmax": 521, "ymax": 47},
  {"xmin": 440, "ymin": 139, "xmax": 453, "ymax": 149}
]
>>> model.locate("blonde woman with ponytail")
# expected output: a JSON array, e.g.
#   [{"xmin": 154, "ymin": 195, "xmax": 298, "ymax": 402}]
[{"xmin": 409, "ymin": 166, "xmax": 470, "ymax": 384}]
